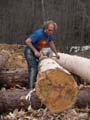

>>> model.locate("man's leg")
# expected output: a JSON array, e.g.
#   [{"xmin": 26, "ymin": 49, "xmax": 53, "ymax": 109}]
[
  {"xmin": 28, "ymin": 67, "xmax": 38, "ymax": 89},
  {"xmin": 24, "ymin": 48, "xmax": 38, "ymax": 89}
]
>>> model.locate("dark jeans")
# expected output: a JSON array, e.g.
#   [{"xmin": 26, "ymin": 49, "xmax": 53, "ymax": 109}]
[{"xmin": 24, "ymin": 46, "xmax": 39, "ymax": 89}]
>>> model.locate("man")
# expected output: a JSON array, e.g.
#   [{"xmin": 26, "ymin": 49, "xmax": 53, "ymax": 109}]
[{"xmin": 24, "ymin": 20, "xmax": 60, "ymax": 89}]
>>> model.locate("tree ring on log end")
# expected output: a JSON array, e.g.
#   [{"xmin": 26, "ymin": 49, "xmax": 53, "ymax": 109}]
[{"xmin": 36, "ymin": 68, "xmax": 78, "ymax": 113}]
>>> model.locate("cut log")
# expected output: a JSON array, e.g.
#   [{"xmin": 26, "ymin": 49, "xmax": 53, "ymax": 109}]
[
  {"xmin": 35, "ymin": 57, "xmax": 78, "ymax": 113},
  {"xmin": 54, "ymin": 53, "xmax": 90, "ymax": 83},
  {"xmin": 0, "ymin": 89, "xmax": 29, "ymax": 114},
  {"xmin": 0, "ymin": 68, "xmax": 28, "ymax": 88},
  {"xmin": 0, "ymin": 50, "xmax": 9, "ymax": 70},
  {"xmin": 0, "ymin": 89, "xmax": 44, "ymax": 114}
]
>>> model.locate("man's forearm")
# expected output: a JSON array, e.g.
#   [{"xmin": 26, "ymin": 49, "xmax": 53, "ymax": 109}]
[
  {"xmin": 49, "ymin": 41, "xmax": 58, "ymax": 55},
  {"xmin": 25, "ymin": 38, "xmax": 38, "ymax": 53}
]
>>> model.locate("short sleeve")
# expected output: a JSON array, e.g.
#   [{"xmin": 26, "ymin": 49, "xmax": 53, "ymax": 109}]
[{"xmin": 28, "ymin": 31, "xmax": 40, "ymax": 43}]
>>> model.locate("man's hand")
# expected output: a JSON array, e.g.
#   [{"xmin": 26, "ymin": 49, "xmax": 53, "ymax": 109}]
[
  {"xmin": 34, "ymin": 51, "xmax": 41, "ymax": 57},
  {"xmin": 56, "ymin": 54, "xmax": 60, "ymax": 59}
]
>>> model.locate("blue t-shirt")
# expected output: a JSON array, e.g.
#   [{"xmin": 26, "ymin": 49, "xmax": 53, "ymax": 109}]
[{"xmin": 28, "ymin": 28, "xmax": 54, "ymax": 50}]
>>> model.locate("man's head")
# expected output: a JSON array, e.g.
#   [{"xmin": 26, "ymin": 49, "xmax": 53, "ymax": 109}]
[{"xmin": 42, "ymin": 20, "xmax": 57, "ymax": 35}]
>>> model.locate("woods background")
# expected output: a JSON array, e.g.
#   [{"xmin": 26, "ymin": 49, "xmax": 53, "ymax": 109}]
[{"xmin": 0, "ymin": 0, "xmax": 90, "ymax": 52}]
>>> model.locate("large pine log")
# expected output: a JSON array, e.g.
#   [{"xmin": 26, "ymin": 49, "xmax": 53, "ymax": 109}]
[
  {"xmin": 35, "ymin": 57, "xmax": 78, "ymax": 113},
  {"xmin": 0, "ymin": 50, "xmax": 9, "ymax": 70},
  {"xmin": 41, "ymin": 48, "xmax": 90, "ymax": 83},
  {"xmin": 0, "ymin": 68, "xmax": 28, "ymax": 88}
]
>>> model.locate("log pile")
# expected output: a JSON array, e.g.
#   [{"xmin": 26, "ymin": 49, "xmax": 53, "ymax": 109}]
[
  {"xmin": 0, "ymin": 45, "xmax": 90, "ymax": 115},
  {"xmin": 0, "ymin": 44, "xmax": 28, "ymax": 88},
  {"xmin": 0, "ymin": 87, "xmax": 89, "ymax": 114}
]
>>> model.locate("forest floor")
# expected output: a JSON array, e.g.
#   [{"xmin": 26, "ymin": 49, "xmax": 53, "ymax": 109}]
[{"xmin": 0, "ymin": 44, "xmax": 90, "ymax": 120}]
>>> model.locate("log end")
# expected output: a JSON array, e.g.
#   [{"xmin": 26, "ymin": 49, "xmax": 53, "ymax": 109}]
[{"xmin": 36, "ymin": 68, "xmax": 78, "ymax": 113}]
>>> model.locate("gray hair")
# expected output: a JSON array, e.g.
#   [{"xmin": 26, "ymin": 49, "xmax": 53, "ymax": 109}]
[{"xmin": 42, "ymin": 20, "xmax": 57, "ymax": 30}]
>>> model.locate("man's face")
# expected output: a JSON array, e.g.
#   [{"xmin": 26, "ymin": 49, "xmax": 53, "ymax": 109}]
[{"xmin": 45, "ymin": 23, "xmax": 55, "ymax": 35}]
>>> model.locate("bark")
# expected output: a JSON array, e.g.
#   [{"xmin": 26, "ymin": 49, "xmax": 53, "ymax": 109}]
[
  {"xmin": 0, "ymin": 68, "xmax": 28, "ymax": 88},
  {"xmin": 35, "ymin": 57, "xmax": 78, "ymax": 113},
  {"xmin": 0, "ymin": 89, "xmax": 44, "ymax": 114},
  {"xmin": 75, "ymin": 87, "xmax": 90, "ymax": 108},
  {"xmin": 0, "ymin": 50, "xmax": 9, "ymax": 70},
  {"xmin": 0, "ymin": 89, "xmax": 29, "ymax": 114}
]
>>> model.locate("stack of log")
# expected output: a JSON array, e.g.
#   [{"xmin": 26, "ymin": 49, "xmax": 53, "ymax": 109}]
[
  {"xmin": 0, "ymin": 44, "xmax": 28, "ymax": 88},
  {"xmin": 0, "ymin": 45, "xmax": 90, "ymax": 114}
]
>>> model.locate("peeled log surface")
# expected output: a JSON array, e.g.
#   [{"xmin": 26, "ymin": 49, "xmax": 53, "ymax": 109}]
[
  {"xmin": 0, "ymin": 50, "xmax": 9, "ymax": 69},
  {"xmin": 55, "ymin": 53, "xmax": 90, "ymax": 83},
  {"xmin": 0, "ymin": 68, "xmax": 28, "ymax": 88},
  {"xmin": 36, "ymin": 58, "xmax": 78, "ymax": 113}
]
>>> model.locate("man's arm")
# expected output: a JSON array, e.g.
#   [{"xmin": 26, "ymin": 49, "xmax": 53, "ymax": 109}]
[
  {"xmin": 25, "ymin": 38, "xmax": 40, "ymax": 57},
  {"xmin": 48, "ymin": 41, "xmax": 60, "ymax": 59}
]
